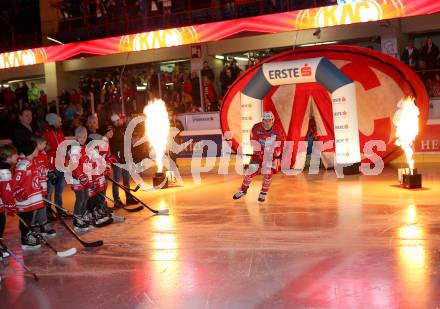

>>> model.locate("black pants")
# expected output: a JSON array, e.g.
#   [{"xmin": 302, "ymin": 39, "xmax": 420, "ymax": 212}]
[
  {"xmin": 17, "ymin": 212, "xmax": 33, "ymax": 241},
  {"xmin": 0, "ymin": 212, "xmax": 5, "ymax": 238}
]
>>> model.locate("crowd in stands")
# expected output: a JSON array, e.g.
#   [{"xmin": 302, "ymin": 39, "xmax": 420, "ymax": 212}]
[
  {"xmin": 401, "ymin": 36, "xmax": 440, "ymax": 97},
  {"xmin": 49, "ymin": 0, "xmax": 340, "ymax": 42},
  {"xmin": 0, "ymin": 56, "xmax": 250, "ymax": 137},
  {"xmin": 53, "ymin": 0, "xmax": 339, "ymax": 22}
]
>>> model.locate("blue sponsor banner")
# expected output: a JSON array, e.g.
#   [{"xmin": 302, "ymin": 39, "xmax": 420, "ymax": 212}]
[{"xmin": 179, "ymin": 134, "xmax": 223, "ymax": 158}]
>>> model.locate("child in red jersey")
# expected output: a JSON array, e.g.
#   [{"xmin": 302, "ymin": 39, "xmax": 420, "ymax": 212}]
[
  {"xmin": 0, "ymin": 145, "xmax": 18, "ymax": 258},
  {"xmin": 70, "ymin": 126, "xmax": 92, "ymax": 232},
  {"xmin": 31, "ymin": 136, "xmax": 56, "ymax": 237},
  {"xmin": 12, "ymin": 141, "xmax": 45, "ymax": 250}
]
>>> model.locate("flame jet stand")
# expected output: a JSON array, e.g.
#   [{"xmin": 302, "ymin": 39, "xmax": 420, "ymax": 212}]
[{"xmin": 393, "ymin": 97, "xmax": 422, "ymax": 189}]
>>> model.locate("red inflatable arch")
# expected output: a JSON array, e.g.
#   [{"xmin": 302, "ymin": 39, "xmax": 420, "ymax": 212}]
[{"xmin": 220, "ymin": 45, "xmax": 429, "ymax": 166}]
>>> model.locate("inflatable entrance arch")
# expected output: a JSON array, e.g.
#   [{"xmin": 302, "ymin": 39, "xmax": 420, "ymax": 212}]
[
  {"xmin": 240, "ymin": 57, "xmax": 361, "ymax": 167},
  {"xmin": 221, "ymin": 45, "xmax": 430, "ymax": 168}
]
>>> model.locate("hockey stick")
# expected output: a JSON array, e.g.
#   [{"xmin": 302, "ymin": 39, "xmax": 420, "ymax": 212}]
[
  {"xmin": 0, "ymin": 239, "xmax": 39, "ymax": 281},
  {"xmin": 43, "ymin": 199, "xmax": 104, "ymax": 248},
  {"xmin": 96, "ymin": 189, "xmax": 143, "ymax": 212},
  {"xmin": 121, "ymin": 190, "xmax": 169, "ymax": 215},
  {"xmin": 227, "ymin": 152, "xmax": 282, "ymax": 159},
  {"xmin": 14, "ymin": 214, "xmax": 77, "ymax": 258},
  {"xmin": 94, "ymin": 189, "xmax": 143, "ymax": 212},
  {"xmin": 106, "ymin": 176, "xmax": 140, "ymax": 192},
  {"xmin": 83, "ymin": 182, "xmax": 143, "ymax": 212}
]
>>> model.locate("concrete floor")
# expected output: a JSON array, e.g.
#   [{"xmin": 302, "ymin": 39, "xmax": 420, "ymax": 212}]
[{"xmin": 1, "ymin": 163, "xmax": 440, "ymax": 309}]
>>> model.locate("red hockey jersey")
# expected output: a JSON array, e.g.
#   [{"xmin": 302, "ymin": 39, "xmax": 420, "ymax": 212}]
[
  {"xmin": 70, "ymin": 145, "xmax": 90, "ymax": 191},
  {"xmin": 86, "ymin": 144, "xmax": 107, "ymax": 197},
  {"xmin": 250, "ymin": 122, "xmax": 285, "ymax": 162},
  {"xmin": 70, "ymin": 143, "xmax": 107, "ymax": 195},
  {"xmin": 12, "ymin": 157, "xmax": 44, "ymax": 212},
  {"xmin": 0, "ymin": 163, "xmax": 14, "ymax": 213},
  {"xmin": 249, "ymin": 122, "xmax": 286, "ymax": 173},
  {"xmin": 33, "ymin": 150, "xmax": 49, "ymax": 196}
]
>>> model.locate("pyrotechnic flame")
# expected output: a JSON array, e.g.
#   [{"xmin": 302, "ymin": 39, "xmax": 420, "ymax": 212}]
[
  {"xmin": 393, "ymin": 97, "xmax": 420, "ymax": 174},
  {"xmin": 144, "ymin": 99, "xmax": 170, "ymax": 173}
]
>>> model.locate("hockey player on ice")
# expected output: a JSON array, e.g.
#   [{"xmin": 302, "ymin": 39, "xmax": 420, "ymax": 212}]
[{"xmin": 233, "ymin": 111, "xmax": 285, "ymax": 202}]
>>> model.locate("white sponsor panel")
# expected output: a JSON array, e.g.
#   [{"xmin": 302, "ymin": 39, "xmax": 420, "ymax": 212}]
[
  {"xmin": 332, "ymin": 83, "xmax": 361, "ymax": 164},
  {"xmin": 262, "ymin": 58, "xmax": 321, "ymax": 86},
  {"xmin": 179, "ymin": 112, "xmax": 220, "ymax": 131}
]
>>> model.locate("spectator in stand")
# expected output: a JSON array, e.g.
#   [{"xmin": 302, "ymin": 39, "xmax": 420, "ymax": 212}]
[
  {"xmin": 58, "ymin": 89, "xmax": 71, "ymax": 109},
  {"xmin": 2, "ymin": 86, "xmax": 16, "ymax": 110},
  {"xmin": 28, "ymin": 83, "xmax": 40, "ymax": 106},
  {"xmin": 11, "ymin": 108, "xmax": 35, "ymax": 155},
  {"xmin": 230, "ymin": 59, "xmax": 242, "ymax": 80},
  {"xmin": 191, "ymin": 71, "xmax": 201, "ymax": 107},
  {"xmin": 420, "ymin": 37, "xmax": 439, "ymax": 69},
  {"xmin": 263, "ymin": 0, "xmax": 276, "ymax": 13},
  {"xmin": 202, "ymin": 76, "xmax": 218, "ymax": 112},
  {"xmin": 223, "ymin": 0, "xmax": 237, "ymax": 19},
  {"xmin": 201, "ymin": 60, "xmax": 215, "ymax": 82},
  {"xmin": 401, "ymin": 39, "xmax": 420, "ymax": 70},
  {"xmin": 87, "ymin": 114, "xmax": 100, "ymax": 139},
  {"xmin": 183, "ymin": 73, "xmax": 193, "ymax": 95},
  {"xmin": 149, "ymin": 67, "xmax": 160, "ymax": 99},
  {"xmin": 64, "ymin": 101, "xmax": 78, "ymax": 122},
  {"xmin": 39, "ymin": 90, "xmax": 48, "ymax": 109},
  {"xmin": 71, "ymin": 89, "xmax": 82, "ymax": 106},
  {"xmin": 171, "ymin": 91, "xmax": 186, "ymax": 114},
  {"xmin": 16, "ymin": 82, "xmax": 29, "ymax": 108},
  {"xmin": 36, "ymin": 90, "xmax": 48, "ymax": 131},
  {"xmin": 220, "ymin": 65, "xmax": 235, "ymax": 96},
  {"xmin": 162, "ymin": 0, "xmax": 172, "ymax": 16},
  {"xmin": 90, "ymin": 77, "xmax": 102, "ymax": 105}
]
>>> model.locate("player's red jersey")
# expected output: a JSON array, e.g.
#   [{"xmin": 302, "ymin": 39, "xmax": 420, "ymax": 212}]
[
  {"xmin": 249, "ymin": 122, "xmax": 286, "ymax": 165},
  {"xmin": 0, "ymin": 163, "xmax": 14, "ymax": 213},
  {"xmin": 33, "ymin": 150, "xmax": 49, "ymax": 196},
  {"xmin": 12, "ymin": 157, "xmax": 44, "ymax": 212}
]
